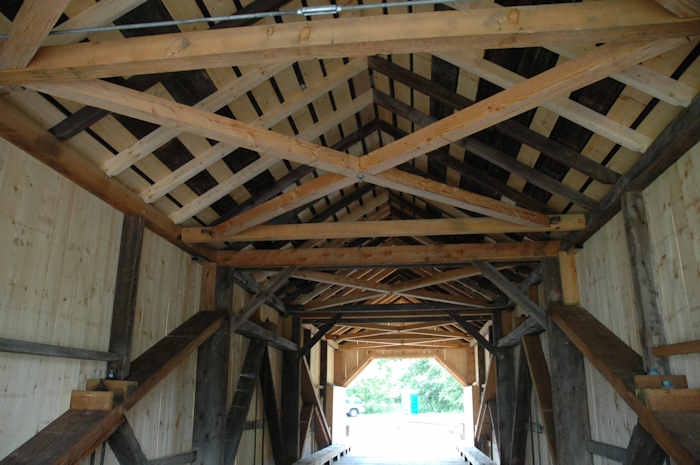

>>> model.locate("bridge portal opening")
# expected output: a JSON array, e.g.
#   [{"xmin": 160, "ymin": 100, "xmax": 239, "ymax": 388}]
[{"xmin": 332, "ymin": 357, "xmax": 474, "ymax": 463}]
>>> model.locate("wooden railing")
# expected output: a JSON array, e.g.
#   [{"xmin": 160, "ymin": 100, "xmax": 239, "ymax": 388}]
[
  {"xmin": 457, "ymin": 443, "xmax": 496, "ymax": 465},
  {"xmin": 293, "ymin": 444, "xmax": 351, "ymax": 465}
]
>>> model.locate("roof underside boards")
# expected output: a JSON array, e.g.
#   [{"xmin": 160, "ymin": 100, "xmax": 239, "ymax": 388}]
[{"xmin": 0, "ymin": 0, "xmax": 697, "ymax": 347}]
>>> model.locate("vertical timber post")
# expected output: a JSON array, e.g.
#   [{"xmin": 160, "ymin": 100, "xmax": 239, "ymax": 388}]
[
  {"xmin": 473, "ymin": 344, "xmax": 485, "ymax": 447},
  {"xmin": 192, "ymin": 266, "xmax": 232, "ymax": 465},
  {"xmin": 546, "ymin": 253, "xmax": 592, "ymax": 465},
  {"xmin": 282, "ymin": 316, "xmax": 301, "ymax": 464},
  {"xmin": 621, "ymin": 191, "xmax": 668, "ymax": 465},
  {"xmin": 621, "ymin": 191, "xmax": 670, "ymax": 374},
  {"xmin": 494, "ymin": 310, "xmax": 515, "ymax": 464},
  {"xmin": 108, "ymin": 214, "xmax": 144, "ymax": 379}
]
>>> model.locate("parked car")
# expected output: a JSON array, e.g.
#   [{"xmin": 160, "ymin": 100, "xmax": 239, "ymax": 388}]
[{"xmin": 346, "ymin": 396, "xmax": 366, "ymax": 417}]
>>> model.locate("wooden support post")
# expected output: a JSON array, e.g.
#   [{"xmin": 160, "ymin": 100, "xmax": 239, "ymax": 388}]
[
  {"xmin": 622, "ymin": 191, "xmax": 670, "ymax": 375},
  {"xmin": 473, "ymin": 345, "xmax": 485, "ymax": 428},
  {"xmin": 546, "ymin": 255, "xmax": 593, "ymax": 465},
  {"xmin": 108, "ymin": 421, "xmax": 148, "ymax": 465},
  {"xmin": 282, "ymin": 317, "xmax": 302, "ymax": 464},
  {"xmin": 510, "ymin": 346, "xmax": 532, "ymax": 465},
  {"xmin": 108, "ymin": 214, "xmax": 145, "ymax": 379},
  {"xmin": 522, "ymin": 333, "xmax": 556, "ymax": 461},
  {"xmin": 320, "ymin": 340, "xmax": 328, "ymax": 410},
  {"xmin": 260, "ymin": 347, "xmax": 285, "ymax": 465},
  {"xmin": 493, "ymin": 311, "xmax": 515, "ymax": 464},
  {"xmin": 224, "ymin": 340, "xmax": 266, "ymax": 465},
  {"xmin": 193, "ymin": 267, "xmax": 232, "ymax": 465}
]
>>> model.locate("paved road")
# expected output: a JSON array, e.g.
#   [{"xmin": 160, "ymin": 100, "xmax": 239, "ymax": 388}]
[{"xmin": 339, "ymin": 413, "xmax": 467, "ymax": 465}]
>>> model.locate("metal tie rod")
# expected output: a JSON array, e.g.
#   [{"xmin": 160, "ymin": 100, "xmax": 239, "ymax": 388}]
[{"xmin": 0, "ymin": 0, "xmax": 476, "ymax": 39}]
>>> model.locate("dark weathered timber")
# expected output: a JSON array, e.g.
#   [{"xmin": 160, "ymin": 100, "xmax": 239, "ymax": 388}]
[
  {"xmin": 108, "ymin": 421, "xmax": 148, "ymax": 465},
  {"xmin": 567, "ymin": 94, "xmax": 700, "ymax": 247},
  {"xmin": 543, "ymin": 259, "xmax": 593, "ymax": 465},
  {"xmin": 260, "ymin": 348, "xmax": 285, "ymax": 465},
  {"xmin": 0, "ymin": 337, "xmax": 120, "ymax": 361},
  {"xmin": 229, "ymin": 269, "xmax": 286, "ymax": 314},
  {"xmin": 148, "ymin": 451, "xmax": 197, "ymax": 465},
  {"xmin": 126, "ymin": 311, "xmax": 227, "ymax": 405},
  {"xmin": 109, "ymin": 214, "xmax": 145, "ymax": 379},
  {"xmin": 309, "ymin": 183, "xmax": 374, "ymax": 223},
  {"xmin": 224, "ymin": 340, "xmax": 266, "ymax": 465},
  {"xmin": 301, "ymin": 358, "xmax": 331, "ymax": 448},
  {"xmin": 586, "ymin": 440, "xmax": 626, "ymax": 462},
  {"xmin": 236, "ymin": 320, "xmax": 297, "ymax": 352},
  {"xmin": 211, "ymin": 166, "xmax": 314, "ymax": 227},
  {"xmin": 374, "ymin": 90, "xmax": 598, "ymax": 210},
  {"xmin": 448, "ymin": 311, "xmax": 499, "ymax": 356},
  {"xmin": 522, "ymin": 333, "xmax": 556, "ymax": 460},
  {"xmin": 192, "ymin": 325, "xmax": 230, "ymax": 465},
  {"xmin": 493, "ymin": 312, "xmax": 514, "ymax": 464},
  {"xmin": 0, "ymin": 409, "xmax": 113, "ymax": 465},
  {"xmin": 621, "ymin": 191, "xmax": 670, "ymax": 374},
  {"xmin": 300, "ymin": 315, "xmax": 341, "ymax": 359},
  {"xmin": 282, "ymin": 317, "xmax": 301, "ymax": 465},
  {"xmin": 510, "ymin": 346, "xmax": 532, "ymax": 465},
  {"xmin": 473, "ymin": 261, "xmax": 548, "ymax": 328},
  {"xmin": 331, "ymin": 120, "xmax": 380, "ymax": 152},
  {"xmin": 215, "ymin": 266, "xmax": 235, "ymax": 312},
  {"xmin": 497, "ymin": 318, "xmax": 542, "ymax": 348},
  {"xmin": 231, "ymin": 268, "xmax": 296, "ymax": 332},
  {"xmin": 0, "ymin": 312, "xmax": 226, "ymax": 465},
  {"xmin": 49, "ymin": 75, "xmax": 166, "ymax": 140},
  {"xmin": 319, "ymin": 339, "xmax": 329, "ymax": 417},
  {"xmin": 623, "ymin": 424, "xmax": 666, "ymax": 465},
  {"xmin": 368, "ymin": 56, "xmax": 620, "ymax": 185},
  {"xmin": 193, "ymin": 266, "xmax": 232, "ymax": 465},
  {"xmin": 377, "ymin": 120, "xmax": 552, "ymax": 214}
]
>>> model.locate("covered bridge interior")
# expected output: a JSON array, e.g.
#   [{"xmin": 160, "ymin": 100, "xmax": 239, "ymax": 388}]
[{"xmin": 0, "ymin": 0, "xmax": 699, "ymax": 464}]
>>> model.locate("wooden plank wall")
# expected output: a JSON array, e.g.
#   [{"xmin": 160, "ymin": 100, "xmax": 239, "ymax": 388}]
[
  {"xmin": 519, "ymin": 146, "xmax": 700, "ymax": 465},
  {"xmin": 576, "ymin": 145, "xmax": 699, "ymax": 465},
  {"xmin": 0, "ymin": 134, "xmax": 288, "ymax": 464},
  {"xmin": 0, "ymin": 137, "xmax": 122, "ymax": 458}
]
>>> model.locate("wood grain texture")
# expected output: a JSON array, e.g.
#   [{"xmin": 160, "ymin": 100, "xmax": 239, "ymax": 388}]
[
  {"xmin": 0, "ymin": 1, "xmax": 697, "ymax": 83},
  {"xmin": 0, "ymin": 0, "xmax": 71, "ymax": 69},
  {"xmin": 217, "ymin": 241, "xmax": 560, "ymax": 268}
]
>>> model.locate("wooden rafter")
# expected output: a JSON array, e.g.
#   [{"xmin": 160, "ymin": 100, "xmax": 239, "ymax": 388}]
[
  {"xmin": 29, "ymin": 78, "xmax": 543, "ymax": 229},
  {"xmin": 368, "ymin": 57, "xmax": 621, "ymax": 185},
  {"xmin": 0, "ymin": 0, "xmax": 72, "ymax": 69},
  {"xmin": 360, "ymin": 39, "xmax": 686, "ymax": 174},
  {"xmin": 0, "ymin": 1, "xmax": 697, "ymax": 83},
  {"xmin": 196, "ymin": 37, "xmax": 681, "ymax": 240}
]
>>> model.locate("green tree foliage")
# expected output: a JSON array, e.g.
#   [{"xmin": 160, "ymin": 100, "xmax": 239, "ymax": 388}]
[{"xmin": 347, "ymin": 358, "xmax": 463, "ymax": 414}]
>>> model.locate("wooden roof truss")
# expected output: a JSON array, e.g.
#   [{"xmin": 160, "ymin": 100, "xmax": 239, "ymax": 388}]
[{"xmin": 0, "ymin": 0, "xmax": 698, "ymax": 352}]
